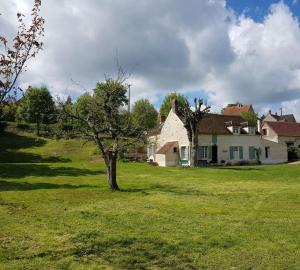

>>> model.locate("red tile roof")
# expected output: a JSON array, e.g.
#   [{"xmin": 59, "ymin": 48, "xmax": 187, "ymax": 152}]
[
  {"xmin": 223, "ymin": 104, "xmax": 253, "ymax": 116},
  {"xmin": 265, "ymin": 121, "xmax": 300, "ymax": 137},
  {"xmin": 157, "ymin": 141, "xmax": 178, "ymax": 154}
]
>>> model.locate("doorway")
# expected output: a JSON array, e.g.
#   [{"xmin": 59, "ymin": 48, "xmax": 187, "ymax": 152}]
[{"xmin": 212, "ymin": 144, "xmax": 218, "ymax": 163}]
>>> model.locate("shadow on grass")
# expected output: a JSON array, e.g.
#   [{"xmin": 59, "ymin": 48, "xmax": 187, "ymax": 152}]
[
  {"xmin": 122, "ymin": 184, "xmax": 208, "ymax": 197},
  {"xmin": 0, "ymin": 180, "xmax": 96, "ymax": 191},
  {"xmin": 215, "ymin": 167, "xmax": 262, "ymax": 171},
  {"xmin": 0, "ymin": 151, "xmax": 71, "ymax": 163},
  {"xmin": 0, "ymin": 131, "xmax": 46, "ymax": 150},
  {"xmin": 0, "ymin": 131, "xmax": 71, "ymax": 163},
  {"xmin": 0, "ymin": 164, "xmax": 104, "ymax": 180},
  {"xmin": 72, "ymin": 236, "xmax": 198, "ymax": 270}
]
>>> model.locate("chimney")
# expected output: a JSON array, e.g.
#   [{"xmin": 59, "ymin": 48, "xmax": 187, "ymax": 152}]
[
  {"xmin": 171, "ymin": 98, "xmax": 178, "ymax": 114},
  {"xmin": 160, "ymin": 115, "xmax": 166, "ymax": 123},
  {"xmin": 269, "ymin": 110, "xmax": 272, "ymax": 114}
]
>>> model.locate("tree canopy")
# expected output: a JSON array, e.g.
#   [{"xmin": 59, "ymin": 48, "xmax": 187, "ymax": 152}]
[
  {"xmin": 0, "ymin": 0, "xmax": 44, "ymax": 117},
  {"xmin": 132, "ymin": 99, "xmax": 158, "ymax": 130},
  {"xmin": 16, "ymin": 86, "xmax": 55, "ymax": 135},
  {"xmin": 159, "ymin": 92, "xmax": 187, "ymax": 117},
  {"xmin": 241, "ymin": 111, "xmax": 258, "ymax": 126},
  {"xmin": 62, "ymin": 78, "xmax": 144, "ymax": 191}
]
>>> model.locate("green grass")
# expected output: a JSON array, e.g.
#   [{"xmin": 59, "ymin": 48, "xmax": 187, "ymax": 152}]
[{"xmin": 0, "ymin": 131, "xmax": 300, "ymax": 269}]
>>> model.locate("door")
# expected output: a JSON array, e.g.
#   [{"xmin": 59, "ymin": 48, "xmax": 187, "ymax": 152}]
[{"xmin": 212, "ymin": 144, "xmax": 218, "ymax": 163}]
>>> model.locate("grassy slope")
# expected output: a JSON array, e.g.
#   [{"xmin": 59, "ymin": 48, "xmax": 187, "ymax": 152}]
[{"xmin": 0, "ymin": 131, "xmax": 300, "ymax": 269}]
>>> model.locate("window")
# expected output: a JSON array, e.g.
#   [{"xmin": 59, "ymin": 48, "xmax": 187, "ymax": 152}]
[
  {"xmin": 198, "ymin": 146, "xmax": 208, "ymax": 160},
  {"xmin": 265, "ymin": 147, "xmax": 270, "ymax": 159},
  {"xmin": 249, "ymin": 146, "xmax": 256, "ymax": 160},
  {"xmin": 233, "ymin": 126, "xmax": 239, "ymax": 134},
  {"xmin": 262, "ymin": 129, "xmax": 268, "ymax": 135},
  {"xmin": 230, "ymin": 146, "xmax": 243, "ymax": 160},
  {"xmin": 180, "ymin": 146, "xmax": 188, "ymax": 160},
  {"xmin": 173, "ymin": 147, "xmax": 178, "ymax": 153}
]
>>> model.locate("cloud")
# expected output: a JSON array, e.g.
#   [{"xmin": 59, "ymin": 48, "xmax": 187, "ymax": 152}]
[{"xmin": 0, "ymin": 0, "xmax": 300, "ymax": 118}]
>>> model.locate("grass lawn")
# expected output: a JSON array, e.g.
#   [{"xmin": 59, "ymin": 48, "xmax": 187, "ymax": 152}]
[{"xmin": 0, "ymin": 130, "xmax": 300, "ymax": 269}]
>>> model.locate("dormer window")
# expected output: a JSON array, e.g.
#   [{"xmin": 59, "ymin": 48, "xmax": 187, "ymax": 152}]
[{"xmin": 233, "ymin": 126, "xmax": 240, "ymax": 134}]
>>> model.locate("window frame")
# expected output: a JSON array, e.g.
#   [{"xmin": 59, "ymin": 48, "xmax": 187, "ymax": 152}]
[
  {"xmin": 198, "ymin": 146, "xmax": 208, "ymax": 160},
  {"xmin": 180, "ymin": 146, "xmax": 188, "ymax": 160}
]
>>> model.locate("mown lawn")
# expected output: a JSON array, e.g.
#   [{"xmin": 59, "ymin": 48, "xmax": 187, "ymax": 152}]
[{"xmin": 0, "ymin": 131, "xmax": 300, "ymax": 269}]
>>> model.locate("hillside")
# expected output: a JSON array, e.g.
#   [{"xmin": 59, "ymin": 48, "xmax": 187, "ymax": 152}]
[{"xmin": 0, "ymin": 130, "xmax": 300, "ymax": 269}]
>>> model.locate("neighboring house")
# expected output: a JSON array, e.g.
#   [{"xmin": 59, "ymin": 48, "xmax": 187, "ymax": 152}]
[
  {"xmin": 262, "ymin": 121, "xmax": 300, "ymax": 148},
  {"xmin": 263, "ymin": 110, "xmax": 296, "ymax": 123},
  {"xmin": 223, "ymin": 103, "xmax": 254, "ymax": 116},
  {"xmin": 147, "ymin": 102, "xmax": 287, "ymax": 167}
]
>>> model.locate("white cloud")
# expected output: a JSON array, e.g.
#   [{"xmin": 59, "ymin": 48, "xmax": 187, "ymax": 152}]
[{"xmin": 0, "ymin": 0, "xmax": 300, "ymax": 119}]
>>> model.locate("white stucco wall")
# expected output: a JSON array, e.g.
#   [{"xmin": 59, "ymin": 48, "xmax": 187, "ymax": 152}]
[
  {"xmin": 154, "ymin": 109, "xmax": 189, "ymax": 166},
  {"xmin": 262, "ymin": 123, "xmax": 279, "ymax": 143},
  {"xmin": 198, "ymin": 134, "xmax": 287, "ymax": 164}
]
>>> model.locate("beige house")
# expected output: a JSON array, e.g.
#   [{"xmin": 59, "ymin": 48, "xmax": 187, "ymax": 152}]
[
  {"xmin": 148, "ymin": 104, "xmax": 288, "ymax": 167},
  {"xmin": 262, "ymin": 121, "xmax": 300, "ymax": 148}
]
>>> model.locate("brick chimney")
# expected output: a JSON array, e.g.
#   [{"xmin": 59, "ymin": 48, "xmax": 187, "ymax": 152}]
[{"xmin": 171, "ymin": 98, "xmax": 178, "ymax": 114}]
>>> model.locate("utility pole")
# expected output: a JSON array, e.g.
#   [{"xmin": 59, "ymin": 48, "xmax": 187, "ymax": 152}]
[
  {"xmin": 280, "ymin": 107, "xmax": 283, "ymax": 116},
  {"xmin": 127, "ymin": 84, "xmax": 131, "ymax": 113}
]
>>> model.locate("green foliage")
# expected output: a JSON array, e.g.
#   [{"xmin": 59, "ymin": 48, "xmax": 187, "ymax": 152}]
[
  {"xmin": 16, "ymin": 86, "xmax": 55, "ymax": 135},
  {"xmin": 241, "ymin": 111, "xmax": 258, "ymax": 126},
  {"xmin": 159, "ymin": 92, "xmax": 187, "ymax": 117},
  {"xmin": 0, "ymin": 129, "xmax": 300, "ymax": 269},
  {"xmin": 1, "ymin": 102, "xmax": 18, "ymax": 121},
  {"xmin": 73, "ymin": 92, "xmax": 92, "ymax": 118},
  {"xmin": 131, "ymin": 99, "xmax": 158, "ymax": 130}
]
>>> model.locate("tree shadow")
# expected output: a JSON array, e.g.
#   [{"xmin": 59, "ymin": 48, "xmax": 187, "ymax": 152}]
[
  {"xmin": 0, "ymin": 131, "xmax": 46, "ymax": 150},
  {"xmin": 0, "ymin": 163, "xmax": 104, "ymax": 179},
  {"xmin": 215, "ymin": 167, "xmax": 262, "ymax": 171},
  {"xmin": 123, "ymin": 184, "xmax": 208, "ymax": 197},
  {"xmin": 0, "ymin": 180, "xmax": 97, "ymax": 191},
  {"xmin": 0, "ymin": 151, "xmax": 71, "ymax": 163},
  {"xmin": 0, "ymin": 131, "xmax": 71, "ymax": 163}
]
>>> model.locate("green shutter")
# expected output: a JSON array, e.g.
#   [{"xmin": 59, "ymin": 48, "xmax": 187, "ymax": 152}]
[
  {"xmin": 229, "ymin": 147, "xmax": 234, "ymax": 160},
  {"xmin": 208, "ymin": 146, "xmax": 212, "ymax": 159},
  {"xmin": 239, "ymin": 146, "xmax": 243, "ymax": 159},
  {"xmin": 249, "ymin": 146, "xmax": 255, "ymax": 160},
  {"xmin": 212, "ymin": 135, "xmax": 218, "ymax": 144}
]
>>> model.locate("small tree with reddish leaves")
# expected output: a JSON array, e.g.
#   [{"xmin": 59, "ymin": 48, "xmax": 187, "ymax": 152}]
[{"xmin": 0, "ymin": 0, "xmax": 44, "ymax": 117}]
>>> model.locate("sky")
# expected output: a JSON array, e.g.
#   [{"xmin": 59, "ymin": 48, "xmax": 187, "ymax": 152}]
[{"xmin": 1, "ymin": 0, "xmax": 300, "ymax": 119}]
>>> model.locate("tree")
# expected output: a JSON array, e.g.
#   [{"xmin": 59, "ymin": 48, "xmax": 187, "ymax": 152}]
[
  {"xmin": 159, "ymin": 92, "xmax": 187, "ymax": 118},
  {"xmin": 241, "ymin": 111, "xmax": 258, "ymax": 126},
  {"xmin": 62, "ymin": 78, "xmax": 144, "ymax": 191},
  {"xmin": 0, "ymin": 0, "xmax": 44, "ymax": 117},
  {"xmin": 132, "ymin": 99, "xmax": 158, "ymax": 130},
  {"xmin": 17, "ymin": 86, "xmax": 55, "ymax": 136},
  {"xmin": 177, "ymin": 98, "xmax": 210, "ymax": 167}
]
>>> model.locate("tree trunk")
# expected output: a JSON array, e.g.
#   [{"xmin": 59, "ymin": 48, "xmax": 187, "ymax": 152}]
[
  {"xmin": 106, "ymin": 151, "xmax": 120, "ymax": 191},
  {"xmin": 190, "ymin": 130, "xmax": 198, "ymax": 167}
]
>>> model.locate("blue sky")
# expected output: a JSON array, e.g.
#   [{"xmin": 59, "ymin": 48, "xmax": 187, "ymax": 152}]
[{"xmin": 227, "ymin": 0, "xmax": 299, "ymax": 21}]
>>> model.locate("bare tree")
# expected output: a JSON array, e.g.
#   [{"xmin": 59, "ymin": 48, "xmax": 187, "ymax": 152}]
[
  {"xmin": 0, "ymin": 0, "xmax": 44, "ymax": 115},
  {"xmin": 61, "ymin": 75, "xmax": 145, "ymax": 191},
  {"xmin": 177, "ymin": 98, "xmax": 210, "ymax": 167}
]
